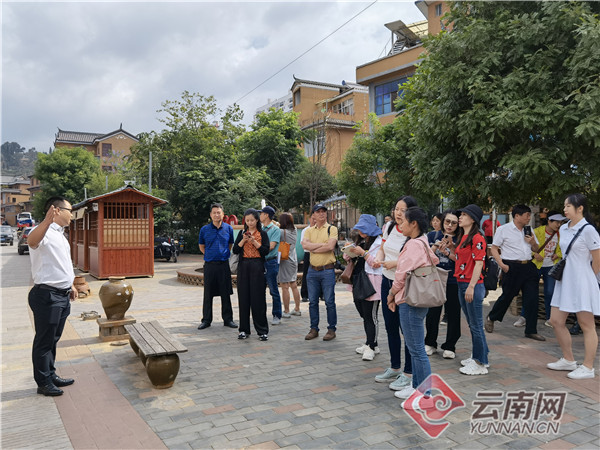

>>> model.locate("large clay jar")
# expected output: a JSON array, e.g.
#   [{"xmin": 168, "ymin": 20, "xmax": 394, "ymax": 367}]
[
  {"xmin": 98, "ymin": 277, "xmax": 133, "ymax": 320},
  {"xmin": 146, "ymin": 355, "xmax": 180, "ymax": 389}
]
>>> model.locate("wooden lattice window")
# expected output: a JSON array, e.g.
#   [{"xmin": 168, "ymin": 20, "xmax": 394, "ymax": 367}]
[
  {"xmin": 76, "ymin": 219, "xmax": 84, "ymax": 244},
  {"xmin": 88, "ymin": 212, "xmax": 98, "ymax": 246},
  {"xmin": 103, "ymin": 202, "xmax": 149, "ymax": 248}
]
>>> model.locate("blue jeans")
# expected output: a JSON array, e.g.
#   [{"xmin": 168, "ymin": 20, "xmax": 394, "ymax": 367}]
[
  {"xmin": 381, "ymin": 277, "xmax": 412, "ymax": 374},
  {"xmin": 265, "ymin": 258, "xmax": 282, "ymax": 319},
  {"xmin": 398, "ymin": 302, "xmax": 430, "ymax": 393},
  {"xmin": 457, "ymin": 282, "xmax": 489, "ymax": 366},
  {"xmin": 307, "ymin": 267, "xmax": 337, "ymax": 331}
]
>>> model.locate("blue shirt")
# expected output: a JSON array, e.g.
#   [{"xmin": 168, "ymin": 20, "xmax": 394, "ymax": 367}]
[
  {"xmin": 198, "ymin": 222, "xmax": 234, "ymax": 262},
  {"xmin": 263, "ymin": 222, "xmax": 281, "ymax": 260},
  {"xmin": 427, "ymin": 230, "xmax": 457, "ymax": 284}
]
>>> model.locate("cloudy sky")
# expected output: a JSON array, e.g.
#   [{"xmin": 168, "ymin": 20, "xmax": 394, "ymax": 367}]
[{"xmin": 2, "ymin": 1, "xmax": 425, "ymax": 153}]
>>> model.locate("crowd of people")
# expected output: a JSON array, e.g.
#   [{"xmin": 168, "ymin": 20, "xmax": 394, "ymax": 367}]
[{"xmin": 196, "ymin": 195, "xmax": 599, "ymax": 409}]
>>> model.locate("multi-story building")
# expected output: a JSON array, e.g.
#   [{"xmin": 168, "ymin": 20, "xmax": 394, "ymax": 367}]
[
  {"xmin": 0, "ymin": 177, "xmax": 32, "ymax": 225},
  {"xmin": 54, "ymin": 124, "xmax": 139, "ymax": 171},
  {"xmin": 291, "ymin": 76, "xmax": 369, "ymax": 175},
  {"xmin": 356, "ymin": 0, "xmax": 449, "ymax": 125},
  {"xmin": 255, "ymin": 93, "xmax": 294, "ymax": 118}
]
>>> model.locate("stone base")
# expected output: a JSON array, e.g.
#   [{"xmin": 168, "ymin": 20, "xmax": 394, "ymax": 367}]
[{"xmin": 97, "ymin": 316, "xmax": 136, "ymax": 342}]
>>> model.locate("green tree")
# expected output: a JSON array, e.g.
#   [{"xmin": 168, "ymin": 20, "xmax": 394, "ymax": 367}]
[
  {"xmin": 130, "ymin": 92, "xmax": 267, "ymax": 229},
  {"xmin": 279, "ymin": 159, "xmax": 337, "ymax": 213},
  {"xmin": 337, "ymin": 114, "xmax": 416, "ymax": 214},
  {"xmin": 238, "ymin": 109, "xmax": 304, "ymax": 208},
  {"xmin": 399, "ymin": 1, "xmax": 600, "ymax": 210},
  {"xmin": 32, "ymin": 146, "xmax": 100, "ymax": 219}
]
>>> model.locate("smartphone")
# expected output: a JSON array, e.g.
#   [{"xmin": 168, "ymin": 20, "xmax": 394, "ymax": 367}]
[{"xmin": 524, "ymin": 226, "xmax": 532, "ymax": 236}]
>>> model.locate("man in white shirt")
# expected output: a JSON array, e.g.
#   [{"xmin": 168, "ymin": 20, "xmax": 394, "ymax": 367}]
[
  {"xmin": 27, "ymin": 197, "xmax": 77, "ymax": 396},
  {"xmin": 486, "ymin": 205, "xmax": 544, "ymax": 341}
]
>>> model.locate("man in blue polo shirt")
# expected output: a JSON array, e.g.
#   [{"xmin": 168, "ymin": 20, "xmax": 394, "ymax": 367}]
[
  {"xmin": 198, "ymin": 203, "xmax": 237, "ymax": 330},
  {"xmin": 260, "ymin": 206, "xmax": 282, "ymax": 325}
]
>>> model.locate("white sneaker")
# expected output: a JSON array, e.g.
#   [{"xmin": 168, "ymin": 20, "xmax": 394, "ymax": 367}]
[
  {"xmin": 567, "ymin": 365, "xmax": 595, "ymax": 379},
  {"xmin": 394, "ymin": 386, "xmax": 416, "ymax": 399},
  {"xmin": 282, "ymin": 312, "xmax": 291, "ymax": 318},
  {"xmin": 401, "ymin": 394, "xmax": 435, "ymax": 410},
  {"xmin": 442, "ymin": 350, "xmax": 456, "ymax": 359},
  {"xmin": 547, "ymin": 358, "xmax": 577, "ymax": 371},
  {"xmin": 425, "ymin": 345, "xmax": 437, "ymax": 356},
  {"xmin": 356, "ymin": 344, "xmax": 368, "ymax": 354},
  {"xmin": 544, "ymin": 320, "xmax": 553, "ymax": 328},
  {"xmin": 461, "ymin": 357, "xmax": 490, "ymax": 368},
  {"xmin": 272, "ymin": 317, "xmax": 281, "ymax": 325},
  {"xmin": 290, "ymin": 310, "xmax": 301, "ymax": 316},
  {"xmin": 375, "ymin": 368, "xmax": 402, "ymax": 383},
  {"xmin": 460, "ymin": 360, "xmax": 488, "ymax": 375},
  {"xmin": 362, "ymin": 348, "xmax": 376, "ymax": 361},
  {"xmin": 513, "ymin": 316, "xmax": 526, "ymax": 327}
]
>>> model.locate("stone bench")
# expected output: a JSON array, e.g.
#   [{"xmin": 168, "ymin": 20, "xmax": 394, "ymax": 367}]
[{"xmin": 124, "ymin": 321, "xmax": 188, "ymax": 389}]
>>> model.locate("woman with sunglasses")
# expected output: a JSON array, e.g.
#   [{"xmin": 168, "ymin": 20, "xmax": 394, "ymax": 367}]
[{"xmin": 425, "ymin": 210, "xmax": 461, "ymax": 359}]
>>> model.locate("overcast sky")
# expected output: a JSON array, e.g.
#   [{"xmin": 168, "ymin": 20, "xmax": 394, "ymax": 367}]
[{"xmin": 2, "ymin": 1, "xmax": 425, "ymax": 153}]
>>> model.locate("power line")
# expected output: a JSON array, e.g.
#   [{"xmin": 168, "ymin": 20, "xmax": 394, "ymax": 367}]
[{"xmin": 235, "ymin": 0, "xmax": 379, "ymax": 104}]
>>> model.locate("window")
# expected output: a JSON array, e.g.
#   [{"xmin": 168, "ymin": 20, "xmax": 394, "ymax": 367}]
[
  {"xmin": 304, "ymin": 133, "xmax": 326, "ymax": 158},
  {"xmin": 294, "ymin": 90, "xmax": 301, "ymax": 106},
  {"xmin": 102, "ymin": 143, "xmax": 112, "ymax": 157},
  {"xmin": 332, "ymin": 98, "xmax": 354, "ymax": 115},
  {"xmin": 375, "ymin": 78, "xmax": 407, "ymax": 115},
  {"xmin": 435, "ymin": 3, "xmax": 442, "ymax": 16}
]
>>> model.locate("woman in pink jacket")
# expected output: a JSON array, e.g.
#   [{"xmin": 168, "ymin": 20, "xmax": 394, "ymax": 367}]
[{"xmin": 387, "ymin": 207, "xmax": 439, "ymax": 407}]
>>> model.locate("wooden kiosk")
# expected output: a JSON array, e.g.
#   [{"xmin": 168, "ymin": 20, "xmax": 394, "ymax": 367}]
[{"xmin": 70, "ymin": 186, "xmax": 167, "ymax": 279}]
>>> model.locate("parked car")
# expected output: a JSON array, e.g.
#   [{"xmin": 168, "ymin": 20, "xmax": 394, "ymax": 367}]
[
  {"xmin": 18, "ymin": 227, "xmax": 33, "ymax": 255},
  {"xmin": 0, "ymin": 225, "xmax": 14, "ymax": 246}
]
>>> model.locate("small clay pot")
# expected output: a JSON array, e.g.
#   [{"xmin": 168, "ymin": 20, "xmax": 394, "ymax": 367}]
[
  {"xmin": 98, "ymin": 277, "xmax": 133, "ymax": 320},
  {"xmin": 146, "ymin": 354, "xmax": 180, "ymax": 389}
]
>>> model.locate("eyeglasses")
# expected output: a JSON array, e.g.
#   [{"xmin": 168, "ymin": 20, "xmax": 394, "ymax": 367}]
[
  {"xmin": 444, "ymin": 219, "xmax": 458, "ymax": 225},
  {"xmin": 60, "ymin": 207, "xmax": 72, "ymax": 213}
]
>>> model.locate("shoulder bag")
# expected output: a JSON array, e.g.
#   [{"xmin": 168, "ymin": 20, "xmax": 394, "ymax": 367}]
[
  {"xmin": 548, "ymin": 223, "xmax": 589, "ymax": 281},
  {"xmin": 279, "ymin": 230, "xmax": 290, "ymax": 261},
  {"xmin": 404, "ymin": 239, "xmax": 449, "ymax": 308},
  {"xmin": 341, "ymin": 259, "xmax": 355, "ymax": 284},
  {"xmin": 351, "ymin": 257, "xmax": 376, "ymax": 300}
]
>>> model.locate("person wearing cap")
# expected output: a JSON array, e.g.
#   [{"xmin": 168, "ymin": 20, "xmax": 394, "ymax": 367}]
[
  {"xmin": 259, "ymin": 206, "xmax": 283, "ymax": 325},
  {"xmin": 345, "ymin": 214, "xmax": 383, "ymax": 361},
  {"xmin": 485, "ymin": 205, "xmax": 544, "ymax": 341},
  {"xmin": 302, "ymin": 204, "xmax": 339, "ymax": 341},
  {"xmin": 514, "ymin": 211, "xmax": 564, "ymax": 328},
  {"xmin": 448, "ymin": 204, "xmax": 489, "ymax": 375}
]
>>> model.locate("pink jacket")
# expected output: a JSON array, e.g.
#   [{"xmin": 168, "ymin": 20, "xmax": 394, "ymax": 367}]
[{"xmin": 392, "ymin": 235, "xmax": 439, "ymax": 304}]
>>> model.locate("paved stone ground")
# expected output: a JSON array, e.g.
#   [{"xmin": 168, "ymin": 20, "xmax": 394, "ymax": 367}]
[{"xmin": 1, "ymin": 246, "xmax": 599, "ymax": 449}]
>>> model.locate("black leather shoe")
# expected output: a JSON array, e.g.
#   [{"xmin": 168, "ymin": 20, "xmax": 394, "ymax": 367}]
[
  {"xmin": 197, "ymin": 322, "xmax": 211, "ymax": 330},
  {"xmin": 37, "ymin": 383, "xmax": 63, "ymax": 396},
  {"xmin": 224, "ymin": 321, "xmax": 238, "ymax": 328},
  {"xmin": 52, "ymin": 376, "xmax": 75, "ymax": 387}
]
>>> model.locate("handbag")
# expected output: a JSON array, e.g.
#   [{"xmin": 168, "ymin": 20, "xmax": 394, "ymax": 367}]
[
  {"xmin": 352, "ymin": 269, "xmax": 376, "ymax": 301},
  {"xmin": 404, "ymin": 239, "xmax": 449, "ymax": 308},
  {"xmin": 548, "ymin": 224, "xmax": 589, "ymax": 281},
  {"xmin": 341, "ymin": 259, "xmax": 355, "ymax": 284},
  {"xmin": 279, "ymin": 230, "xmax": 290, "ymax": 261},
  {"xmin": 483, "ymin": 255, "xmax": 500, "ymax": 291},
  {"xmin": 229, "ymin": 253, "xmax": 239, "ymax": 275}
]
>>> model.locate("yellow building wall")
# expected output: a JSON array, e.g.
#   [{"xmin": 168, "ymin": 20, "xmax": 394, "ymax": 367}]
[
  {"xmin": 356, "ymin": 46, "xmax": 424, "ymax": 85},
  {"xmin": 427, "ymin": 2, "xmax": 451, "ymax": 36}
]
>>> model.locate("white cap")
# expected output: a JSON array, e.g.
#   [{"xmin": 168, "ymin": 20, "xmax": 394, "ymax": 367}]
[{"xmin": 548, "ymin": 214, "xmax": 566, "ymax": 221}]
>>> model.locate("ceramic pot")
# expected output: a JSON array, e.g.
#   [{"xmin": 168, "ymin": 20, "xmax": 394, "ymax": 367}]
[
  {"xmin": 73, "ymin": 275, "xmax": 90, "ymax": 297},
  {"xmin": 146, "ymin": 355, "xmax": 180, "ymax": 389},
  {"xmin": 98, "ymin": 277, "xmax": 133, "ymax": 320}
]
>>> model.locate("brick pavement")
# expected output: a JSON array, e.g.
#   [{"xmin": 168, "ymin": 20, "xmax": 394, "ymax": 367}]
[{"xmin": 1, "ymin": 247, "xmax": 599, "ymax": 449}]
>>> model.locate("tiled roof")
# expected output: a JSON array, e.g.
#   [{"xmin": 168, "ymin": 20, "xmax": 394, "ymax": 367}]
[
  {"xmin": 72, "ymin": 185, "xmax": 167, "ymax": 209},
  {"xmin": 55, "ymin": 125, "xmax": 139, "ymax": 145}
]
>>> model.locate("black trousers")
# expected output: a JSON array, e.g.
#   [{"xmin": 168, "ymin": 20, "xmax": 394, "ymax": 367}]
[
  {"xmin": 425, "ymin": 283, "xmax": 461, "ymax": 352},
  {"xmin": 237, "ymin": 258, "xmax": 269, "ymax": 335},
  {"xmin": 354, "ymin": 298, "xmax": 380, "ymax": 349},
  {"xmin": 488, "ymin": 260, "xmax": 539, "ymax": 334},
  {"xmin": 300, "ymin": 251, "xmax": 310, "ymax": 299},
  {"xmin": 28, "ymin": 285, "xmax": 71, "ymax": 387},
  {"xmin": 202, "ymin": 261, "xmax": 234, "ymax": 324}
]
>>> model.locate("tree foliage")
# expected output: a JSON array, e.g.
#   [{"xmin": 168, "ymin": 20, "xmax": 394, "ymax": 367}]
[
  {"xmin": 32, "ymin": 146, "xmax": 100, "ymax": 219},
  {"xmin": 237, "ymin": 109, "xmax": 304, "ymax": 208},
  {"xmin": 279, "ymin": 159, "xmax": 337, "ymax": 213},
  {"xmin": 1, "ymin": 141, "xmax": 38, "ymax": 176},
  {"xmin": 399, "ymin": 1, "xmax": 600, "ymax": 210}
]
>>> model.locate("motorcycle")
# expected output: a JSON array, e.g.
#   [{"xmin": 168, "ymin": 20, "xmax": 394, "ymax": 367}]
[{"xmin": 154, "ymin": 236, "xmax": 178, "ymax": 262}]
